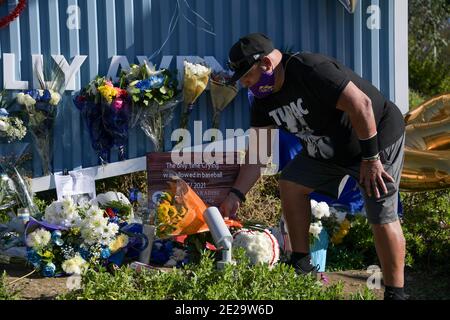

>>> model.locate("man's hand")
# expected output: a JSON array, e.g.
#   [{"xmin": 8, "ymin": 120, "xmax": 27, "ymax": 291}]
[
  {"xmin": 359, "ymin": 159, "xmax": 395, "ymax": 199},
  {"xmin": 219, "ymin": 193, "xmax": 241, "ymax": 219}
]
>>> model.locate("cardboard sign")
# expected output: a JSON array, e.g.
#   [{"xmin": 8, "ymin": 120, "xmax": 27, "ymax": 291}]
[{"xmin": 147, "ymin": 152, "xmax": 243, "ymax": 209}]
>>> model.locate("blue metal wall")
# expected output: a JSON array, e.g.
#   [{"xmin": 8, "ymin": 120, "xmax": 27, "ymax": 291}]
[{"xmin": 0, "ymin": 0, "xmax": 399, "ymax": 177}]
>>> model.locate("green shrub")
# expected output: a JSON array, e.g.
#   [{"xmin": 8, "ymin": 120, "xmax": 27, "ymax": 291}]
[
  {"xmin": 59, "ymin": 249, "xmax": 374, "ymax": 300},
  {"xmin": 408, "ymin": 90, "xmax": 427, "ymax": 111},
  {"xmin": 409, "ymin": 0, "xmax": 449, "ymax": 97},
  {"xmin": 0, "ymin": 272, "xmax": 20, "ymax": 300},
  {"xmin": 327, "ymin": 215, "xmax": 378, "ymax": 271},
  {"xmin": 401, "ymin": 190, "xmax": 450, "ymax": 269},
  {"xmin": 96, "ymin": 171, "xmax": 148, "ymax": 196}
]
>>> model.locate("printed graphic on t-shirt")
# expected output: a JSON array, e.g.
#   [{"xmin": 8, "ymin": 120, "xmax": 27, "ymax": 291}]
[{"xmin": 267, "ymin": 97, "xmax": 335, "ymax": 159}]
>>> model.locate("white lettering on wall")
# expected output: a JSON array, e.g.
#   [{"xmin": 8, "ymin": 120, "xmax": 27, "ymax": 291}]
[
  {"xmin": 3, "ymin": 54, "xmax": 29, "ymax": 90},
  {"xmin": 52, "ymin": 55, "xmax": 88, "ymax": 91},
  {"xmin": 1, "ymin": 54, "xmax": 226, "ymax": 91}
]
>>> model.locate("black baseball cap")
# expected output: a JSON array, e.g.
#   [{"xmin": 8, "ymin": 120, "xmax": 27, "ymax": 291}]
[{"xmin": 227, "ymin": 33, "xmax": 275, "ymax": 84}]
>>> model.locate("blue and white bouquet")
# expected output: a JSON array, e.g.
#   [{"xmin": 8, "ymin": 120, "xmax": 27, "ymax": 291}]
[
  {"xmin": 0, "ymin": 91, "xmax": 27, "ymax": 143},
  {"xmin": 0, "ymin": 108, "xmax": 27, "ymax": 143},
  {"xmin": 25, "ymin": 194, "xmax": 133, "ymax": 277},
  {"xmin": 119, "ymin": 63, "xmax": 180, "ymax": 151},
  {"xmin": 15, "ymin": 89, "xmax": 61, "ymax": 176}
]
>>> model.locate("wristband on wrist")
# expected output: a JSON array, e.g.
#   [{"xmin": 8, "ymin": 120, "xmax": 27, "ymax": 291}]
[
  {"xmin": 361, "ymin": 153, "xmax": 380, "ymax": 162},
  {"xmin": 359, "ymin": 133, "xmax": 379, "ymax": 159},
  {"xmin": 229, "ymin": 187, "xmax": 246, "ymax": 203}
]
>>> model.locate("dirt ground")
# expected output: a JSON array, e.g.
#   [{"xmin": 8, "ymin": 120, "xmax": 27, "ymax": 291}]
[{"xmin": 3, "ymin": 261, "xmax": 448, "ymax": 300}]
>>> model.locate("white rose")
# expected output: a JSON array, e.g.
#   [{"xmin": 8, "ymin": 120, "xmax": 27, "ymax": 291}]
[
  {"xmin": 49, "ymin": 92, "xmax": 61, "ymax": 106},
  {"xmin": 16, "ymin": 93, "xmax": 26, "ymax": 105},
  {"xmin": 24, "ymin": 94, "xmax": 36, "ymax": 107},
  {"xmin": 184, "ymin": 61, "xmax": 210, "ymax": 76},
  {"xmin": 0, "ymin": 119, "xmax": 9, "ymax": 132},
  {"xmin": 309, "ymin": 221, "xmax": 323, "ymax": 239},
  {"xmin": 311, "ymin": 201, "xmax": 330, "ymax": 220}
]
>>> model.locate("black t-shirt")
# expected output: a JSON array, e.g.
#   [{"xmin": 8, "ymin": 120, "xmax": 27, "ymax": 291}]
[{"xmin": 250, "ymin": 52, "xmax": 405, "ymax": 166}]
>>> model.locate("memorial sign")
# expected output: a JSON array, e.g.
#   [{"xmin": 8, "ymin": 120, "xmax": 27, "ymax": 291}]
[{"xmin": 147, "ymin": 152, "xmax": 243, "ymax": 210}]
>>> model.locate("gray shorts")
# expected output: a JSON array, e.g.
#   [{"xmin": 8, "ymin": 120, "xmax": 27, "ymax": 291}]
[{"xmin": 280, "ymin": 135, "xmax": 405, "ymax": 225}]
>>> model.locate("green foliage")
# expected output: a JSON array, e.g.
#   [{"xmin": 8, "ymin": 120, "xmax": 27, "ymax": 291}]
[
  {"xmin": 0, "ymin": 177, "xmax": 15, "ymax": 223},
  {"xmin": 95, "ymin": 171, "xmax": 147, "ymax": 196},
  {"xmin": 326, "ymin": 215, "xmax": 378, "ymax": 271},
  {"xmin": 0, "ymin": 272, "xmax": 20, "ymax": 300},
  {"xmin": 59, "ymin": 249, "xmax": 374, "ymax": 300},
  {"xmin": 409, "ymin": 0, "xmax": 450, "ymax": 96},
  {"xmin": 408, "ymin": 90, "xmax": 427, "ymax": 111},
  {"xmin": 400, "ymin": 190, "xmax": 450, "ymax": 269},
  {"xmin": 33, "ymin": 197, "xmax": 49, "ymax": 216},
  {"xmin": 326, "ymin": 246, "xmax": 367, "ymax": 272},
  {"xmin": 349, "ymin": 286, "xmax": 377, "ymax": 301}
]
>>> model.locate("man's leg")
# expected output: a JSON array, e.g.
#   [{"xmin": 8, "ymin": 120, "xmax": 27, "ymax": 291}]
[
  {"xmin": 371, "ymin": 220, "xmax": 406, "ymax": 288},
  {"xmin": 278, "ymin": 153, "xmax": 345, "ymax": 275},
  {"xmin": 353, "ymin": 134, "xmax": 406, "ymax": 299},
  {"xmin": 279, "ymin": 180, "xmax": 314, "ymax": 254}
]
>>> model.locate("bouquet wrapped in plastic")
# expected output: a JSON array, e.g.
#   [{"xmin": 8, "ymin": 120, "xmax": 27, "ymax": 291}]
[
  {"xmin": 14, "ymin": 59, "xmax": 74, "ymax": 176},
  {"xmin": 0, "ymin": 105, "xmax": 27, "ymax": 143},
  {"xmin": 0, "ymin": 92, "xmax": 37, "ymax": 216},
  {"xmin": 120, "ymin": 63, "xmax": 180, "ymax": 151},
  {"xmin": 15, "ymin": 89, "xmax": 61, "ymax": 176},
  {"xmin": 74, "ymin": 77, "xmax": 130, "ymax": 163},
  {"xmin": 210, "ymin": 71, "xmax": 238, "ymax": 129},
  {"xmin": 154, "ymin": 176, "xmax": 241, "ymax": 239},
  {"xmin": 179, "ymin": 61, "xmax": 211, "ymax": 130},
  {"xmin": 0, "ymin": 143, "xmax": 39, "ymax": 217}
]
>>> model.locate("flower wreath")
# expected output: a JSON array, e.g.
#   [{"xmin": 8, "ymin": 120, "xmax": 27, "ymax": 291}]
[
  {"xmin": 0, "ymin": 0, "xmax": 27, "ymax": 29},
  {"xmin": 233, "ymin": 228, "xmax": 280, "ymax": 266}
]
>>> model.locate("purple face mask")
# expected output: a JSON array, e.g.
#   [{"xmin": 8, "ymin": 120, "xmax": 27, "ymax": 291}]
[{"xmin": 249, "ymin": 70, "xmax": 275, "ymax": 99}]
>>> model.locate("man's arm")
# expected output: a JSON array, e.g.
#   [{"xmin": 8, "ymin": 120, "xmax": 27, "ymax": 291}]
[
  {"xmin": 337, "ymin": 81, "xmax": 394, "ymax": 198},
  {"xmin": 220, "ymin": 125, "xmax": 276, "ymax": 217}
]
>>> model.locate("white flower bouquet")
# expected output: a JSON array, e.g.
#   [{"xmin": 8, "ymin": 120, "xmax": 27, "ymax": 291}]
[
  {"xmin": 25, "ymin": 197, "xmax": 132, "ymax": 277},
  {"xmin": 179, "ymin": 61, "xmax": 211, "ymax": 130},
  {"xmin": 309, "ymin": 200, "xmax": 352, "ymax": 246},
  {"xmin": 0, "ymin": 107, "xmax": 27, "ymax": 143}
]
